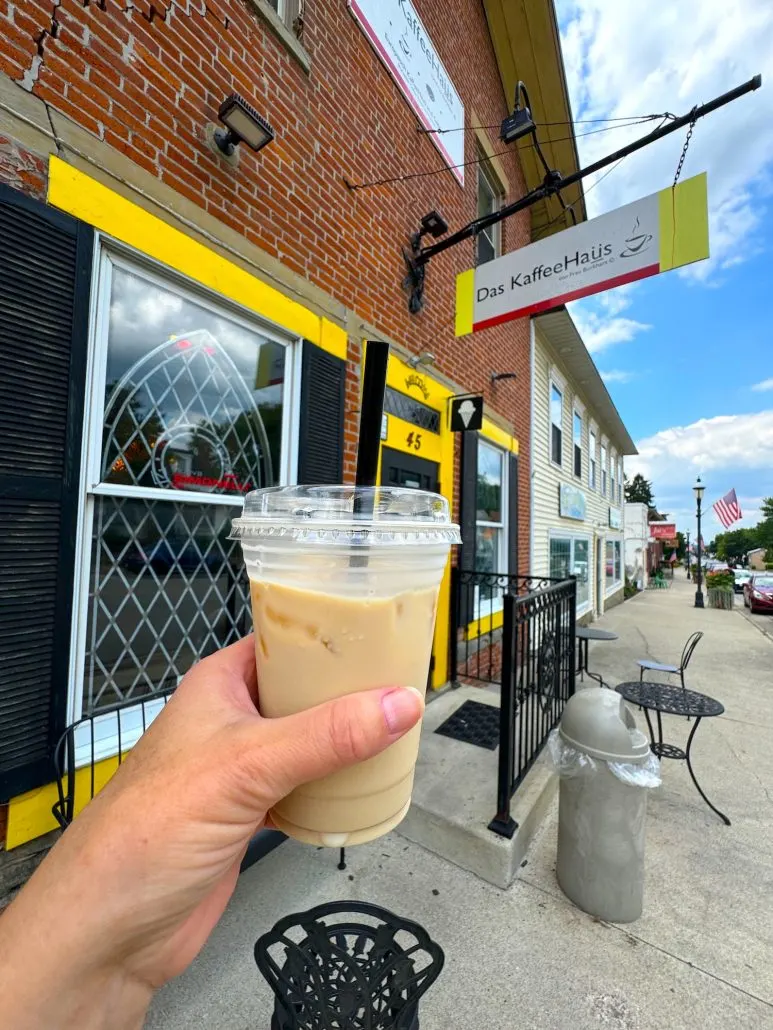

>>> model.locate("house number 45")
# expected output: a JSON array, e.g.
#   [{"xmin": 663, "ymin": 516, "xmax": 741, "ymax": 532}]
[{"xmin": 406, "ymin": 432, "xmax": 422, "ymax": 451}]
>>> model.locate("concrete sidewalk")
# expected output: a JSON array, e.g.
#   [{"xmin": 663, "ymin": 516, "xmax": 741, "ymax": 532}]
[{"xmin": 147, "ymin": 579, "xmax": 773, "ymax": 1029}]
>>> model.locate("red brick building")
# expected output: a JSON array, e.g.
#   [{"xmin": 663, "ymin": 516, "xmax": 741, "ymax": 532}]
[{"xmin": 0, "ymin": 0, "xmax": 582, "ymax": 853}]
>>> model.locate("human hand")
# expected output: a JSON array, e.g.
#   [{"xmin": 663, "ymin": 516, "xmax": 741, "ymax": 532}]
[{"xmin": 0, "ymin": 636, "xmax": 424, "ymax": 1029}]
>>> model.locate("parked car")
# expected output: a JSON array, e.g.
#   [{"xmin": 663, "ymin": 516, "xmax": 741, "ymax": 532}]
[
  {"xmin": 743, "ymin": 574, "xmax": 773, "ymax": 613},
  {"xmin": 733, "ymin": 569, "xmax": 753, "ymax": 594}
]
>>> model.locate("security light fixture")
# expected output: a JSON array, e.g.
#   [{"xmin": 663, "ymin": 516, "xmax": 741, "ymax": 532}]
[
  {"xmin": 419, "ymin": 210, "xmax": 449, "ymax": 239},
  {"xmin": 215, "ymin": 93, "xmax": 275, "ymax": 156},
  {"xmin": 491, "ymin": 372, "xmax": 517, "ymax": 383},
  {"xmin": 500, "ymin": 81, "xmax": 537, "ymax": 145},
  {"xmin": 407, "ymin": 352, "xmax": 436, "ymax": 369}
]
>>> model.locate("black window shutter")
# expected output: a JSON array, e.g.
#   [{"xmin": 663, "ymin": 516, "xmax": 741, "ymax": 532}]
[
  {"xmin": 297, "ymin": 339, "xmax": 345, "ymax": 484},
  {"xmin": 0, "ymin": 185, "xmax": 92, "ymax": 803},
  {"xmin": 508, "ymin": 453, "xmax": 519, "ymax": 577},
  {"xmin": 458, "ymin": 431, "xmax": 479, "ymax": 626}
]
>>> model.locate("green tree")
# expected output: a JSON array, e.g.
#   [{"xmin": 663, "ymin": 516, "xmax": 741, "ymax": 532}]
[
  {"xmin": 761, "ymin": 497, "xmax": 773, "ymax": 520},
  {"xmin": 715, "ymin": 527, "xmax": 760, "ymax": 562},
  {"xmin": 624, "ymin": 473, "xmax": 654, "ymax": 505},
  {"xmin": 676, "ymin": 531, "xmax": 686, "ymax": 561}
]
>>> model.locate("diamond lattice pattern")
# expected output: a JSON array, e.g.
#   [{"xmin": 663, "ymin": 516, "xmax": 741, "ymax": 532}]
[{"xmin": 84, "ymin": 496, "xmax": 250, "ymax": 714}]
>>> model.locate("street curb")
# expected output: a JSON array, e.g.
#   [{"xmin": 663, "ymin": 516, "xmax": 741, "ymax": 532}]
[{"xmin": 737, "ymin": 606, "xmax": 773, "ymax": 644}]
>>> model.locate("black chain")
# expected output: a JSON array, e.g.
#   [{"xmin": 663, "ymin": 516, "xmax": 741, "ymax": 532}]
[{"xmin": 673, "ymin": 107, "xmax": 698, "ymax": 188}]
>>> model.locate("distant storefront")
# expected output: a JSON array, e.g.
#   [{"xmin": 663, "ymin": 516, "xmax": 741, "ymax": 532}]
[{"xmin": 530, "ymin": 309, "xmax": 636, "ymax": 619}]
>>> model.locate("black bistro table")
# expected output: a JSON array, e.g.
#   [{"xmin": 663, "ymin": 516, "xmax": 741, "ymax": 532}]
[
  {"xmin": 576, "ymin": 627, "xmax": 618, "ymax": 688},
  {"xmin": 616, "ymin": 681, "xmax": 730, "ymax": 825}
]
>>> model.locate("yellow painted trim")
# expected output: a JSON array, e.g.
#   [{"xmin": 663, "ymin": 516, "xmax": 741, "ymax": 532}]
[
  {"xmin": 658, "ymin": 172, "xmax": 709, "ymax": 273},
  {"xmin": 466, "ymin": 608, "xmax": 504, "ymax": 641},
  {"xmin": 455, "ymin": 269, "xmax": 475, "ymax": 337},
  {"xmin": 46, "ymin": 156, "xmax": 346, "ymax": 357},
  {"xmin": 320, "ymin": 318, "xmax": 348, "ymax": 361},
  {"xmin": 384, "ymin": 413, "xmax": 443, "ymax": 463},
  {"xmin": 6, "ymin": 757, "xmax": 121, "ymax": 850},
  {"xmin": 481, "ymin": 417, "xmax": 519, "ymax": 455},
  {"xmin": 378, "ymin": 352, "xmax": 455, "ymax": 688}
]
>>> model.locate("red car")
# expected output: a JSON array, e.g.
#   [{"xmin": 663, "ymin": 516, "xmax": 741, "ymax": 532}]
[{"xmin": 743, "ymin": 574, "xmax": 773, "ymax": 613}]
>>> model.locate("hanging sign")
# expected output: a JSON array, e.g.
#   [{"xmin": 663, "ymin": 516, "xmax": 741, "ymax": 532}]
[
  {"xmin": 559, "ymin": 484, "xmax": 587, "ymax": 521},
  {"xmin": 347, "ymin": 0, "xmax": 465, "ymax": 185},
  {"xmin": 455, "ymin": 173, "xmax": 709, "ymax": 336},
  {"xmin": 450, "ymin": 395, "xmax": 483, "ymax": 432},
  {"xmin": 650, "ymin": 522, "xmax": 677, "ymax": 540},
  {"xmin": 609, "ymin": 507, "xmax": 622, "ymax": 530}
]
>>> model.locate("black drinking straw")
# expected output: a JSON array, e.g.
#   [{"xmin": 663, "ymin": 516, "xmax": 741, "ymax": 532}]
[{"xmin": 355, "ymin": 340, "xmax": 390, "ymax": 489}]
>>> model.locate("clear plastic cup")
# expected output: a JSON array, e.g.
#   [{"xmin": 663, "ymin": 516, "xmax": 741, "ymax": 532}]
[{"xmin": 230, "ymin": 485, "xmax": 460, "ymax": 846}]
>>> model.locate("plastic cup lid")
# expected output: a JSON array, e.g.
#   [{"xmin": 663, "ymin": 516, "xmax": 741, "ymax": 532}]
[{"xmin": 229, "ymin": 485, "xmax": 461, "ymax": 545}]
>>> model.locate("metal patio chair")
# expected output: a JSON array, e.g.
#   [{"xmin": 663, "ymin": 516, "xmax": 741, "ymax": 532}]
[
  {"xmin": 636, "ymin": 630, "xmax": 704, "ymax": 693},
  {"xmin": 51, "ymin": 690, "xmax": 174, "ymax": 830},
  {"xmin": 254, "ymin": 901, "xmax": 444, "ymax": 1030}
]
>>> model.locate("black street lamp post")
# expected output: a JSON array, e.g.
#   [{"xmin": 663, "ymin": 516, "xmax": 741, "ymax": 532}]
[
  {"xmin": 694, "ymin": 478, "xmax": 705, "ymax": 608},
  {"xmin": 686, "ymin": 530, "xmax": 691, "ymax": 580}
]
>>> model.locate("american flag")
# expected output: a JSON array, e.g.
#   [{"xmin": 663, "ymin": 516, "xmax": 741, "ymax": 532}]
[{"xmin": 713, "ymin": 489, "xmax": 743, "ymax": 529}]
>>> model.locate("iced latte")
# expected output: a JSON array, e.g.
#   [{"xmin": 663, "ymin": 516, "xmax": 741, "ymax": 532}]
[{"xmin": 230, "ymin": 486, "xmax": 460, "ymax": 846}]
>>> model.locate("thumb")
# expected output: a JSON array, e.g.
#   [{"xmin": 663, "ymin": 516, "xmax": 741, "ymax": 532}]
[{"xmin": 248, "ymin": 686, "xmax": 425, "ymax": 803}]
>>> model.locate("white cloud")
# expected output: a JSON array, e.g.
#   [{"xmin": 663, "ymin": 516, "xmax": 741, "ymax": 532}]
[
  {"xmin": 570, "ymin": 306, "xmax": 650, "ymax": 354},
  {"xmin": 569, "ymin": 281, "xmax": 651, "ymax": 354},
  {"xmin": 558, "ymin": 0, "xmax": 773, "ymax": 280},
  {"xmin": 600, "ymin": 369, "xmax": 634, "ymax": 383},
  {"xmin": 624, "ymin": 410, "xmax": 773, "ymax": 532},
  {"xmin": 751, "ymin": 377, "xmax": 773, "ymax": 392}
]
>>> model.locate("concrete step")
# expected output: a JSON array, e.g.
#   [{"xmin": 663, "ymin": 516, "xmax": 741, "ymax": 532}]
[{"xmin": 398, "ymin": 686, "xmax": 557, "ymax": 889}]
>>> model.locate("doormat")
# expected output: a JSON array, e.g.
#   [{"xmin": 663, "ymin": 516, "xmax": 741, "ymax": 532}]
[{"xmin": 434, "ymin": 699, "xmax": 500, "ymax": 750}]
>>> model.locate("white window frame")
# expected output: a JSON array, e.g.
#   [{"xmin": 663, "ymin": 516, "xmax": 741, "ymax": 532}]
[
  {"xmin": 266, "ymin": 0, "xmax": 299, "ymax": 30},
  {"xmin": 605, "ymin": 536, "xmax": 624, "ymax": 595},
  {"xmin": 476, "ymin": 157, "xmax": 503, "ymax": 265},
  {"xmin": 572, "ymin": 407, "xmax": 583, "ymax": 480},
  {"xmin": 600, "ymin": 438, "xmax": 608, "ymax": 497},
  {"xmin": 549, "ymin": 530, "xmax": 592, "ymax": 615},
  {"xmin": 549, "ymin": 378, "xmax": 564, "ymax": 468},
  {"xmin": 610, "ymin": 448, "xmax": 617, "ymax": 505},
  {"xmin": 474, "ymin": 440, "xmax": 508, "ymax": 619},
  {"xmin": 66, "ymin": 241, "xmax": 302, "ymax": 766},
  {"xmin": 589, "ymin": 424, "xmax": 598, "ymax": 491}
]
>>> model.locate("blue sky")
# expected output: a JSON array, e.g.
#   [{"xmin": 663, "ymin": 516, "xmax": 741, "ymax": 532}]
[{"xmin": 555, "ymin": 0, "xmax": 773, "ymax": 539}]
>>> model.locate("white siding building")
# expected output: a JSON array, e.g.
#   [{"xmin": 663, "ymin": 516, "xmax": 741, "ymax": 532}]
[{"xmin": 530, "ymin": 308, "xmax": 637, "ymax": 620}]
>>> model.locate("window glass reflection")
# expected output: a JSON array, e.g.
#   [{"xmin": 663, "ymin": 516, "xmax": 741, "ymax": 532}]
[{"xmin": 102, "ymin": 266, "xmax": 285, "ymax": 496}]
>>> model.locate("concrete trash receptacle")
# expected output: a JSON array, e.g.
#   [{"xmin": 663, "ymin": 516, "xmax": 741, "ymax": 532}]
[{"xmin": 549, "ymin": 687, "xmax": 661, "ymax": 923}]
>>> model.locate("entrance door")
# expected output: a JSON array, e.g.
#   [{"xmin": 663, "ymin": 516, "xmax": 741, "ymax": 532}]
[
  {"xmin": 380, "ymin": 447, "xmax": 441, "ymax": 688},
  {"xmin": 380, "ymin": 447, "xmax": 439, "ymax": 492}
]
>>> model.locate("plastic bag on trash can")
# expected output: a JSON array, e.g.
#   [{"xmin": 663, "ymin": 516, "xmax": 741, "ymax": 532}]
[{"xmin": 548, "ymin": 729, "xmax": 661, "ymax": 787}]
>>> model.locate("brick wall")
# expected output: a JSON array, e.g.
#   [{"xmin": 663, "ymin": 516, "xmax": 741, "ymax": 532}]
[{"xmin": 0, "ymin": 0, "xmax": 532, "ymax": 570}]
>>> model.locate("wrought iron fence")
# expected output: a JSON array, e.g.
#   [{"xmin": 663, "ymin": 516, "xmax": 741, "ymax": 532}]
[
  {"xmin": 449, "ymin": 567, "xmax": 564, "ymax": 686},
  {"xmin": 489, "ymin": 577, "xmax": 577, "ymax": 837}
]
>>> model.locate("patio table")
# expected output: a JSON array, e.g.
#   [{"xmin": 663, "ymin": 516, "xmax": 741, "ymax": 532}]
[
  {"xmin": 616, "ymin": 680, "xmax": 730, "ymax": 825},
  {"xmin": 576, "ymin": 626, "xmax": 618, "ymax": 688}
]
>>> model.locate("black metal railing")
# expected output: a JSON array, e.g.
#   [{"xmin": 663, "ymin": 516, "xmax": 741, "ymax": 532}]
[
  {"xmin": 449, "ymin": 567, "xmax": 565, "ymax": 686},
  {"xmin": 488, "ymin": 577, "xmax": 577, "ymax": 837}
]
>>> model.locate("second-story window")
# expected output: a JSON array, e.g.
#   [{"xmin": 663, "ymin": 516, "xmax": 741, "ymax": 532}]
[
  {"xmin": 610, "ymin": 449, "xmax": 616, "ymax": 503},
  {"xmin": 573, "ymin": 411, "xmax": 582, "ymax": 478},
  {"xmin": 266, "ymin": 0, "xmax": 300, "ymax": 33},
  {"xmin": 476, "ymin": 159, "xmax": 502, "ymax": 265},
  {"xmin": 601, "ymin": 441, "xmax": 608, "ymax": 496},
  {"xmin": 589, "ymin": 428, "xmax": 597, "ymax": 490},
  {"xmin": 550, "ymin": 384, "xmax": 563, "ymax": 466},
  {"xmin": 618, "ymin": 460, "xmax": 623, "ymax": 504}
]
